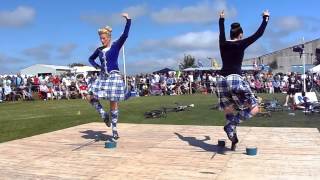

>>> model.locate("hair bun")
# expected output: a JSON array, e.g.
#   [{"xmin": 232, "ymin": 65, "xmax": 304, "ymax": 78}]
[
  {"xmin": 230, "ymin": 22, "xmax": 243, "ymax": 39},
  {"xmin": 98, "ymin": 26, "xmax": 112, "ymax": 36},
  {"xmin": 104, "ymin": 26, "xmax": 112, "ymax": 32},
  {"xmin": 231, "ymin": 22, "xmax": 241, "ymax": 30}
]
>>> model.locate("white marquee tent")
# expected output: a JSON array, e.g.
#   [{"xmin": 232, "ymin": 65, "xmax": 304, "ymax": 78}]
[
  {"xmin": 21, "ymin": 64, "xmax": 71, "ymax": 76},
  {"xmin": 309, "ymin": 64, "xmax": 320, "ymax": 73},
  {"xmin": 71, "ymin": 66, "xmax": 100, "ymax": 75}
]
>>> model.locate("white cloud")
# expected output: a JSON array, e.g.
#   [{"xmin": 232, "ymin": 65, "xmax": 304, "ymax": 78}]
[
  {"xmin": 245, "ymin": 42, "xmax": 269, "ymax": 59},
  {"xmin": 274, "ymin": 16, "xmax": 304, "ymax": 32},
  {"xmin": 57, "ymin": 43, "xmax": 77, "ymax": 59},
  {"xmin": 81, "ymin": 4, "xmax": 148, "ymax": 26},
  {"xmin": 0, "ymin": 53, "xmax": 25, "ymax": 74},
  {"xmin": 23, "ymin": 44, "xmax": 53, "ymax": 61},
  {"xmin": 262, "ymin": 16, "xmax": 307, "ymax": 52},
  {"xmin": 0, "ymin": 6, "xmax": 35, "ymax": 27},
  {"xmin": 151, "ymin": 0, "xmax": 237, "ymax": 24},
  {"xmin": 137, "ymin": 31, "xmax": 219, "ymax": 52},
  {"xmin": 22, "ymin": 43, "xmax": 77, "ymax": 63},
  {"xmin": 169, "ymin": 31, "xmax": 219, "ymax": 50},
  {"xmin": 179, "ymin": 49, "xmax": 217, "ymax": 60},
  {"xmin": 126, "ymin": 57, "xmax": 178, "ymax": 75},
  {"xmin": 126, "ymin": 30, "xmax": 220, "ymax": 74},
  {"xmin": 0, "ymin": 53, "xmax": 25, "ymax": 65},
  {"xmin": 123, "ymin": 4, "xmax": 148, "ymax": 18}
]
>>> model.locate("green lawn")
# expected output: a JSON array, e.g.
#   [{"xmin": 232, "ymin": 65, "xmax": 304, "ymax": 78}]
[{"xmin": 0, "ymin": 93, "xmax": 319, "ymax": 143}]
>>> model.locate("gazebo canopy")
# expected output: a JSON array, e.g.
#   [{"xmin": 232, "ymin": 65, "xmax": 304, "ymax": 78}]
[{"xmin": 153, "ymin": 68, "xmax": 175, "ymax": 74}]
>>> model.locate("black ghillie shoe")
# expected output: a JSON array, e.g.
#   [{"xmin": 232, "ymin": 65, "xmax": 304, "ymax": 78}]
[
  {"xmin": 230, "ymin": 133, "xmax": 239, "ymax": 151},
  {"xmin": 103, "ymin": 113, "xmax": 111, "ymax": 127},
  {"xmin": 223, "ymin": 123, "xmax": 236, "ymax": 141},
  {"xmin": 224, "ymin": 123, "xmax": 239, "ymax": 151},
  {"xmin": 112, "ymin": 131, "xmax": 120, "ymax": 141}
]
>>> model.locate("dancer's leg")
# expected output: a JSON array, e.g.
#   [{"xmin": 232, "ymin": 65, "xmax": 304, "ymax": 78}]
[
  {"xmin": 87, "ymin": 94, "xmax": 110, "ymax": 127},
  {"xmin": 110, "ymin": 101, "xmax": 119, "ymax": 140}
]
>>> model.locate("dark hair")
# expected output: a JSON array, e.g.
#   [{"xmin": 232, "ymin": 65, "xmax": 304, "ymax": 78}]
[{"xmin": 230, "ymin": 22, "xmax": 243, "ymax": 39}]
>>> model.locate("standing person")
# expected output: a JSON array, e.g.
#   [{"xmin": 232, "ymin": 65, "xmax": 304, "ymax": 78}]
[
  {"xmin": 33, "ymin": 76, "xmax": 40, "ymax": 92},
  {"xmin": 273, "ymin": 76, "xmax": 281, "ymax": 93},
  {"xmin": 188, "ymin": 72, "xmax": 194, "ymax": 94},
  {"xmin": 87, "ymin": 13, "xmax": 131, "ymax": 141},
  {"xmin": 0, "ymin": 77, "xmax": 3, "ymax": 102},
  {"xmin": 283, "ymin": 73, "xmax": 297, "ymax": 107},
  {"xmin": 268, "ymin": 79, "xmax": 274, "ymax": 94},
  {"xmin": 216, "ymin": 10, "xmax": 269, "ymax": 150}
]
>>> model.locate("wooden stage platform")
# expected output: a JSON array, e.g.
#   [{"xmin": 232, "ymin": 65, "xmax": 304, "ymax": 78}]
[{"xmin": 0, "ymin": 123, "xmax": 319, "ymax": 179}]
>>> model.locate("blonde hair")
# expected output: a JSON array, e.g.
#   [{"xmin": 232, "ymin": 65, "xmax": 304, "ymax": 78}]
[{"xmin": 98, "ymin": 26, "xmax": 112, "ymax": 36}]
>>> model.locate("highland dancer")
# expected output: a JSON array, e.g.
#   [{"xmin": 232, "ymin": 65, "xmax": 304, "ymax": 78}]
[
  {"xmin": 217, "ymin": 10, "xmax": 269, "ymax": 150},
  {"xmin": 87, "ymin": 13, "xmax": 131, "ymax": 141}
]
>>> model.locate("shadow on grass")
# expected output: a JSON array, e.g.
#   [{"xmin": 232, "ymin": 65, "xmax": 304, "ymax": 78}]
[
  {"xmin": 174, "ymin": 132, "xmax": 231, "ymax": 155},
  {"xmin": 80, "ymin": 130, "xmax": 113, "ymax": 141}
]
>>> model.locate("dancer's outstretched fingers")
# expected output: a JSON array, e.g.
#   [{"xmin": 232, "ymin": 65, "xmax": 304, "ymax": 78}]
[
  {"xmin": 220, "ymin": 10, "xmax": 225, "ymax": 18},
  {"xmin": 262, "ymin": 10, "xmax": 270, "ymax": 17},
  {"xmin": 121, "ymin": 13, "xmax": 130, "ymax": 19}
]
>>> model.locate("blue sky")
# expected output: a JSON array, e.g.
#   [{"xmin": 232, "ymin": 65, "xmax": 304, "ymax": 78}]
[{"xmin": 0, "ymin": 0, "xmax": 319, "ymax": 74}]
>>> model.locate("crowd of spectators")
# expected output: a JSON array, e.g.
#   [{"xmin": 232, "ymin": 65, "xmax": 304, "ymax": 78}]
[
  {"xmin": 0, "ymin": 73, "xmax": 89, "ymax": 102},
  {"xmin": 133, "ymin": 71, "xmax": 320, "ymax": 97},
  {"xmin": 1, "ymin": 71, "xmax": 320, "ymax": 103}
]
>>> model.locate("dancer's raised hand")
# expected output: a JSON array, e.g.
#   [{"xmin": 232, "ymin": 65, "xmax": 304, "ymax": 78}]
[
  {"xmin": 121, "ymin": 13, "xmax": 130, "ymax": 20},
  {"xmin": 262, "ymin": 10, "xmax": 270, "ymax": 17},
  {"xmin": 220, "ymin": 10, "xmax": 225, "ymax": 18}
]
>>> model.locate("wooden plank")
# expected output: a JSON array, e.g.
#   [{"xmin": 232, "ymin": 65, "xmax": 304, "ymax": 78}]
[{"xmin": 0, "ymin": 123, "xmax": 319, "ymax": 179}]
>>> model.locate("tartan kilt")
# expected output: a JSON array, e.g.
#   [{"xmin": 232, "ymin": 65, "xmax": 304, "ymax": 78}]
[
  {"xmin": 88, "ymin": 73, "xmax": 125, "ymax": 102},
  {"xmin": 216, "ymin": 74, "xmax": 257, "ymax": 110}
]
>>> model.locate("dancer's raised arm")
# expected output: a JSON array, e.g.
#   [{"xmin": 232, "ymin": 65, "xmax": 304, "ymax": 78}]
[
  {"xmin": 115, "ymin": 13, "xmax": 131, "ymax": 48},
  {"xmin": 219, "ymin": 10, "xmax": 226, "ymax": 43},
  {"xmin": 242, "ymin": 10, "xmax": 270, "ymax": 48}
]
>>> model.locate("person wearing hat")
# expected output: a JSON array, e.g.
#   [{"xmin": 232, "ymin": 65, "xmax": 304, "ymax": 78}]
[{"xmin": 216, "ymin": 10, "xmax": 270, "ymax": 150}]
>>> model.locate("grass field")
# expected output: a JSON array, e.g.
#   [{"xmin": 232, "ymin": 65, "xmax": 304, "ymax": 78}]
[{"xmin": 0, "ymin": 93, "xmax": 319, "ymax": 143}]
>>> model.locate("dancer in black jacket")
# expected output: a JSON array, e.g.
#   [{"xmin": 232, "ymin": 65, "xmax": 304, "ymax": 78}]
[{"xmin": 217, "ymin": 10, "xmax": 270, "ymax": 150}]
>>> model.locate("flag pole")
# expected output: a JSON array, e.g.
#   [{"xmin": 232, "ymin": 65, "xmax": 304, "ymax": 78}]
[
  {"xmin": 302, "ymin": 37, "xmax": 306, "ymax": 93},
  {"xmin": 122, "ymin": 45, "xmax": 127, "ymax": 88}
]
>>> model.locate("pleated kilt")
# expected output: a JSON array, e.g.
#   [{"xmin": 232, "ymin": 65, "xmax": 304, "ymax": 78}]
[
  {"xmin": 88, "ymin": 72, "xmax": 125, "ymax": 102},
  {"xmin": 216, "ymin": 74, "xmax": 257, "ymax": 110}
]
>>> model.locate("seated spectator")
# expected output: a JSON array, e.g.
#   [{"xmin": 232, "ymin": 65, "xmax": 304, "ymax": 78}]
[
  {"xmin": 166, "ymin": 76, "xmax": 176, "ymax": 95},
  {"xmin": 296, "ymin": 92, "xmax": 312, "ymax": 112},
  {"xmin": 21, "ymin": 86, "xmax": 33, "ymax": 101},
  {"xmin": 149, "ymin": 83, "xmax": 162, "ymax": 96},
  {"xmin": 53, "ymin": 84, "xmax": 62, "ymax": 100},
  {"xmin": 32, "ymin": 76, "xmax": 40, "ymax": 92},
  {"xmin": 141, "ymin": 83, "xmax": 149, "ymax": 96},
  {"xmin": 273, "ymin": 78, "xmax": 281, "ymax": 93},
  {"xmin": 255, "ymin": 79, "xmax": 262, "ymax": 93},
  {"xmin": 267, "ymin": 79, "xmax": 274, "ymax": 94},
  {"xmin": 0, "ymin": 84, "xmax": 3, "ymax": 103},
  {"xmin": 250, "ymin": 79, "xmax": 256, "ymax": 92},
  {"xmin": 198, "ymin": 83, "xmax": 207, "ymax": 95},
  {"xmin": 181, "ymin": 81, "xmax": 190, "ymax": 94},
  {"xmin": 39, "ymin": 82, "xmax": 48, "ymax": 100},
  {"xmin": 60, "ymin": 82, "xmax": 70, "ymax": 100},
  {"xmin": 160, "ymin": 81, "xmax": 167, "ymax": 96},
  {"xmin": 174, "ymin": 82, "xmax": 182, "ymax": 95},
  {"xmin": 47, "ymin": 87, "xmax": 54, "ymax": 100},
  {"xmin": 4, "ymin": 82, "xmax": 12, "ymax": 101},
  {"xmin": 77, "ymin": 81, "xmax": 88, "ymax": 99},
  {"xmin": 69, "ymin": 82, "xmax": 78, "ymax": 99}
]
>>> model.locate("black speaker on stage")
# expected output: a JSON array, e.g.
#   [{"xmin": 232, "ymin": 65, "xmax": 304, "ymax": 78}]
[
  {"xmin": 316, "ymin": 48, "xmax": 320, "ymax": 63},
  {"xmin": 293, "ymin": 44, "xmax": 304, "ymax": 53}
]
